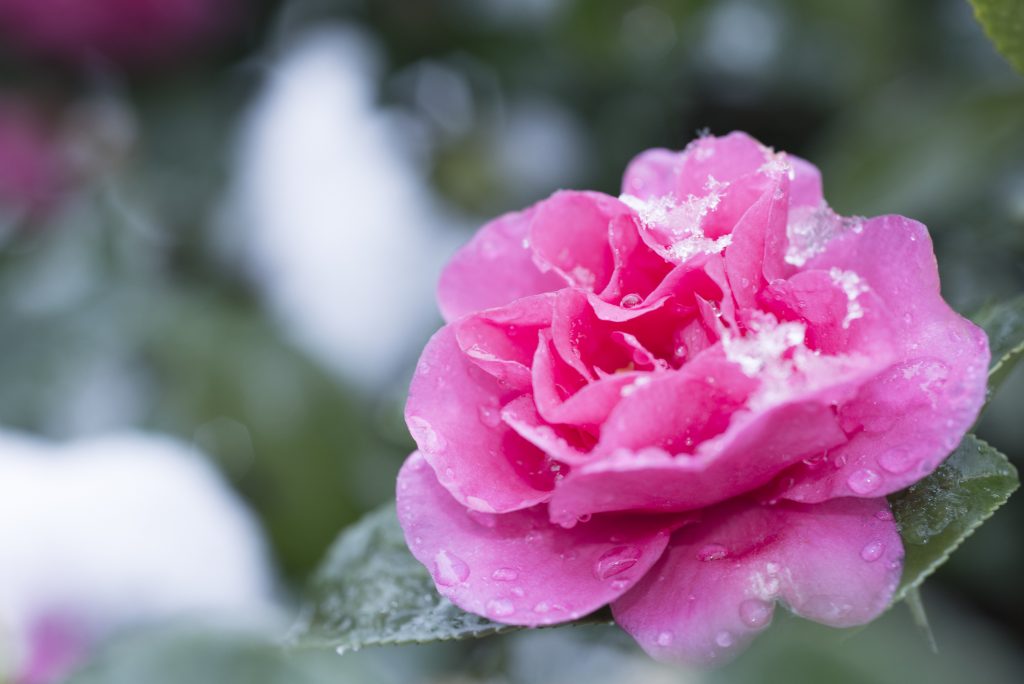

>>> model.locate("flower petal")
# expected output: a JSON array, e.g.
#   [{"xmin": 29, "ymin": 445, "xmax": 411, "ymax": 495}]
[
  {"xmin": 406, "ymin": 326, "xmax": 554, "ymax": 513},
  {"xmin": 780, "ymin": 215, "xmax": 990, "ymax": 502},
  {"xmin": 529, "ymin": 191, "xmax": 630, "ymax": 293},
  {"xmin": 612, "ymin": 496, "xmax": 902, "ymax": 665},
  {"xmin": 454, "ymin": 293, "xmax": 555, "ymax": 392},
  {"xmin": 397, "ymin": 451, "xmax": 679, "ymax": 626},
  {"xmin": 546, "ymin": 355, "xmax": 852, "ymax": 526},
  {"xmin": 438, "ymin": 205, "xmax": 564, "ymax": 322}
]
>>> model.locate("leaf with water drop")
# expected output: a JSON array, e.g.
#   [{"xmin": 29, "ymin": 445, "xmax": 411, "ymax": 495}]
[
  {"xmin": 289, "ymin": 503, "xmax": 515, "ymax": 650},
  {"xmin": 969, "ymin": 0, "xmax": 1024, "ymax": 75},
  {"xmin": 973, "ymin": 292, "xmax": 1024, "ymax": 394},
  {"xmin": 890, "ymin": 434, "xmax": 1018, "ymax": 602},
  {"xmin": 291, "ymin": 502, "xmax": 612, "ymax": 651}
]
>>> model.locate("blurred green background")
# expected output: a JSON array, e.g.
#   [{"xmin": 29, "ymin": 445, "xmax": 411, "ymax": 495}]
[{"xmin": 1, "ymin": 0, "xmax": 1022, "ymax": 682}]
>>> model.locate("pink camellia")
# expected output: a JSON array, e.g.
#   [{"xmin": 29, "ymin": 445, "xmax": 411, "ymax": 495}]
[
  {"xmin": 396, "ymin": 132, "xmax": 989, "ymax": 664},
  {"xmin": 0, "ymin": 0, "xmax": 236, "ymax": 67}
]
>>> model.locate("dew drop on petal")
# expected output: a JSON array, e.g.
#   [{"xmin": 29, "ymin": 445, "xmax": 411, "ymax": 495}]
[
  {"xmin": 408, "ymin": 416, "xmax": 446, "ymax": 452},
  {"xmin": 434, "ymin": 550, "xmax": 470, "ymax": 586},
  {"xmin": 657, "ymin": 631, "xmax": 673, "ymax": 647},
  {"xmin": 861, "ymin": 540, "xmax": 884, "ymax": 562},
  {"xmin": 847, "ymin": 468, "xmax": 881, "ymax": 494},
  {"xmin": 466, "ymin": 509, "xmax": 499, "ymax": 528},
  {"xmin": 879, "ymin": 447, "xmax": 914, "ymax": 474},
  {"xmin": 486, "ymin": 599, "xmax": 515, "ymax": 618},
  {"xmin": 875, "ymin": 508, "xmax": 894, "ymax": 521},
  {"xmin": 739, "ymin": 599, "xmax": 772, "ymax": 629},
  {"xmin": 477, "ymin": 405, "xmax": 502, "ymax": 428},
  {"xmin": 533, "ymin": 602, "xmax": 551, "ymax": 614},
  {"xmin": 620, "ymin": 293, "xmax": 643, "ymax": 309},
  {"xmin": 696, "ymin": 543, "xmax": 728, "ymax": 561},
  {"xmin": 594, "ymin": 545, "xmax": 641, "ymax": 579},
  {"xmin": 492, "ymin": 568, "xmax": 518, "ymax": 582},
  {"xmin": 715, "ymin": 630, "xmax": 734, "ymax": 648}
]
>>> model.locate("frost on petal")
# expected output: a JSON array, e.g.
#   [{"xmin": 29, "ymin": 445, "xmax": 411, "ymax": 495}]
[
  {"xmin": 620, "ymin": 178, "xmax": 732, "ymax": 265},
  {"xmin": 397, "ymin": 452, "xmax": 679, "ymax": 626},
  {"xmin": 438, "ymin": 205, "xmax": 564, "ymax": 322},
  {"xmin": 783, "ymin": 205, "xmax": 864, "ymax": 269},
  {"xmin": 721, "ymin": 313, "xmax": 879, "ymax": 412},
  {"xmin": 406, "ymin": 326, "xmax": 555, "ymax": 513},
  {"xmin": 612, "ymin": 497, "xmax": 902, "ymax": 665}
]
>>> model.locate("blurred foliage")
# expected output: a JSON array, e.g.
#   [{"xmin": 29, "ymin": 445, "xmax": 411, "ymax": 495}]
[
  {"xmin": 2, "ymin": 0, "xmax": 1024, "ymax": 681},
  {"xmin": 970, "ymin": 0, "xmax": 1024, "ymax": 75}
]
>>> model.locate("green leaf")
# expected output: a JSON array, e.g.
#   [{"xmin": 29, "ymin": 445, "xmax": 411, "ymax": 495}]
[
  {"xmin": 890, "ymin": 434, "xmax": 1018, "ymax": 602},
  {"xmin": 972, "ymin": 293, "xmax": 1024, "ymax": 393},
  {"xmin": 292, "ymin": 503, "xmax": 614, "ymax": 652},
  {"xmin": 290, "ymin": 503, "xmax": 517, "ymax": 651},
  {"xmin": 970, "ymin": 0, "xmax": 1024, "ymax": 75}
]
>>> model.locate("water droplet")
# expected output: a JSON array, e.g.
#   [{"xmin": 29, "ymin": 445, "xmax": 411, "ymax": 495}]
[
  {"xmin": 765, "ymin": 562, "xmax": 780, "ymax": 574},
  {"xmin": 879, "ymin": 447, "xmax": 914, "ymax": 474},
  {"xmin": 443, "ymin": 467, "xmax": 455, "ymax": 482},
  {"xmin": 739, "ymin": 599, "xmax": 772, "ymax": 629},
  {"xmin": 511, "ymin": 586, "xmax": 525, "ymax": 597},
  {"xmin": 577, "ymin": 513, "xmax": 592, "ymax": 523},
  {"xmin": 533, "ymin": 602, "xmax": 550, "ymax": 614},
  {"xmin": 486, "ymin": 599, "xmax": 515, "ymax": 618},
  {"xmin": 466, "ymin": 509, "xmax": 498, "ymax": 528},
  {"xmin": 492, "ymin": 568, "xmax": 518, "ymax": 582},
  {"xmin": 848, "ymin": 468, "xmax": 881, "ymax": 494},
  {"xmin": 697, "ymin": 543, "xmax": 728, "ymax": 561},
  {"xmin": 434, "ymin": 550, "xmax": 470, "ymax": 586},
  {"xmin": 477, "ymin": 405, "xmax": 502, "ymax": 428},
  {"xmin": 657, "ymin": 631, "xmax": 673, "ymax": 647},
  {"xmin": 620, "ymin": 293, "xmax": 643, "ymax": 309},
  {"xmin": 861, "ymin": 540, "xmax": 884, "ymax": 562},
  {"xmin": 715, "ymin": 630, "xmax": 734, "ymax": 648},
  {"xmin": 594, "ymin": 545, "xmax": 642, "ymax": 579},
  {"xmin": 610, "ymin": 579, "xmax": 630, "ymax": 591},
  {"xmin": 408, "ymin": 416, "xmax": 446, "ymax": 452},
  {"xmin": 875, "ymin": 508, "xmax": 894, "ymax": 521}
]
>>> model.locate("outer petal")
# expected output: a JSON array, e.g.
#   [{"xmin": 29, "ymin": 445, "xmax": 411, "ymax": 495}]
[
  {"xmin": 621, "ymin": 147, "xmax": 680, "ymax": 199},
  {"xmin": 438, "ymin": 205, "xmax": 564, "ymax": 322},
  {"xmin": 406, "ymin": 326, "xmax": 554, "ymax": 513},
  {"xmin": 397, "ymin": 451, "xmax": 678, "ymax": 626},
  {"xmin": 612, "ymin": 497, "xmax": 902, "ymax": 665},
  {"xmin": 780, "ymin": 215, "xmax": 989, "ymax": 502},
  {"xmin": 788, "ymin": 155, "xmax": 824, "ymax": 209}
]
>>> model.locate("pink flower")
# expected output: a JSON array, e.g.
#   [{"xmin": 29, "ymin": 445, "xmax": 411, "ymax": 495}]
[
  {"xmin": 0, "ymin": 99, "xmax": 69, "ymax": 216},
  {"xmin": 0, "ymin": 0, "xmax": 237, "ymax": 68},
  {"xmin": 396, "ymin": 132, "xmax": 989, "ymax": 664}
]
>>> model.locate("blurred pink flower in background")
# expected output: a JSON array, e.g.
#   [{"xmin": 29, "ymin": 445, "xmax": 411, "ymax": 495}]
[
  {"xmin": 0, "ymin": 431, "xmax": 274, "ymax": 683},
  {"xmin": 0, "ymin": 0, "xmax": 238, "ymax": 67},
  {"xmin": 0, "ymin": 99, "xmax": 69, "ymax": 218},
  {"xmin": 397, "ymin": 131, "xmax": 990, "ymax": 664}
]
